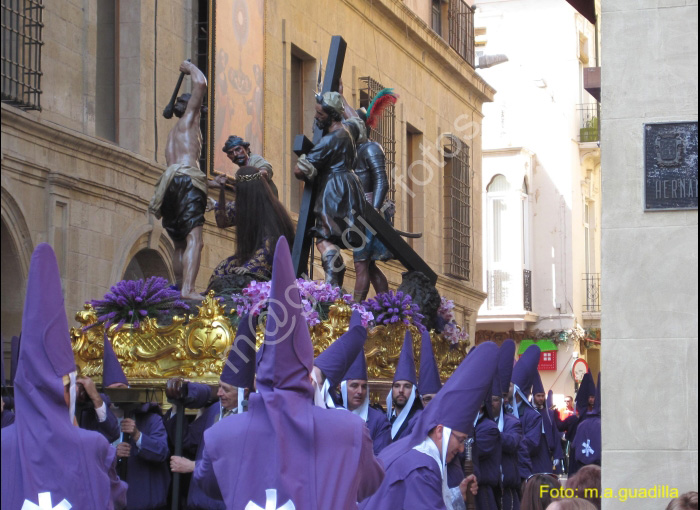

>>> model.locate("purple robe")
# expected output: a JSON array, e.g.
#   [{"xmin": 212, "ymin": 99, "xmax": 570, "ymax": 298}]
[
  {"xmin": 79, "ymin": 393, "xmax": 120, "ymax": 443},
  {"xmin": 474, "ymin": 416, "xmax": 501, "ymax": 510},
  {"xmin": 360, "ymin": 448, "xmax": 446, "ymax": 510},
  {"xmin": 516, "ymin": 403, "xmax": 549, "ymax": 477},
  {"xmin": 392, "ymin": 406, "xmax": 423, "ymax": 442},
  {"xmin": 178, "ymin": 401, "xmax": 227, "ymax": 510},
  {"xmin": 1, "ymin": 243, "xmax": 128, "ymax": 510},
  {"xmin": 1, "ymin": 409, "xmax": 15, "ymax": 428},
  {"xmin": 196, "ymin": 400, "xmax": 383, "ymax": 508},
  {"xmin": 367, "ymin": 406, "xmax": 392, "ymax": 455},
  {"xmin": 362, "ymin": 342, "xmax": 501, "ymax": 510},
  {"xmin": 501, "ymin": 413, "xmax": 522, "ymax": 510},
  {"xmin": 193, "ymin": 237, "xmax": 384, "ymax": 509},
  {"xmin": 572, "ymin": 413, "xmax": 601, "ymax": 470},
  {"xmin": 120, "ymin": 404, "xmax": 171, "ymax": 510}
]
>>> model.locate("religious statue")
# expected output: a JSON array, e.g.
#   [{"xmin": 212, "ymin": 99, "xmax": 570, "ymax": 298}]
[
  {"xmin": 294, "ymin": 81, "xmax": 367, "ymax": 287},
  {"xmin": 221, "ymin": 135, "xmax": 279, "ymax": 198},
  {"xmin": 352, "ymin": 90, "xmax": 398, "ymax": 301},
  {"xmin": 149, "ymin": 60, "xmax": 208, "ymax": 300}
]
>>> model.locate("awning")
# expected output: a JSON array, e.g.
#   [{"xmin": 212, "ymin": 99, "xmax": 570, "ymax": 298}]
[
  {"xmin": 518, "ymin": 339, "xmax": 559, "ymax": 355},
  {"xmin": 565, "ymin": 0, "xmax": 596, "ymax": 25}
]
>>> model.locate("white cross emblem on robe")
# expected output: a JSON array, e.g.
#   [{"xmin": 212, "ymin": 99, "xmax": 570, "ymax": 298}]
[
  {"xmin": 244, "ymin": 489, "xmax": 295, "ymax": 510},
  {"xmin": 21, "ymin": 492, "xmax": 72, "ymax": 510},
  {"xmin": 581, "ymin": 439, "xmax": 595, "ymax": 457}
]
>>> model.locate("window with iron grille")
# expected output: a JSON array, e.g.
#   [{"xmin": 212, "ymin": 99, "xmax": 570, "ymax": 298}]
[
  {"xmin": 443, "ymin": 135, "xmax": 471, "ymax": 280},
  {"xmin": 1, "ymin": 0, "xmax": 43, "ymax": 110},
  {"xmin": 448, "ymin": 0, "xmax": 475, "ymax": 67},
  {"xmin": 359, "ymin": 76, "xmax": 397, "ymax": 205}
]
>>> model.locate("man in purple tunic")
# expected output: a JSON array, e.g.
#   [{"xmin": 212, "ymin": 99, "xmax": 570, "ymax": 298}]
[
  {"xmin": 555, "ymin": 371, "xmax": 596, "ymax": 476},
  {"xmin": 497, "ymin": 340, "xmax": 524, "ymax": 510},
  {"xmin": 572, "ymin": 373, "xmax": 601, "ymax": 473},
  {"xmin": 532, "ymin": 373, "xmax": 563, "ymax": 472},
  {"xmin": 341, "ymin": 350, "xmax": 392, "ymax": 455},
  {"xmin": 360, "ymin": 341, "xmax": 500, "ymax": 510},
  {"xmin": 387, "ymin": 330, "xmax": 423, "ymax": 442},
  {"xmin": 313, "ymin": 309, "xmax": 367, "ymax": 408},
  {"xmin": 418, "ymin": 329, "xmax": 442, "ymax": 408},
  {"xmin": 168, "ymin": 313, "xmax": 257, "ymax": 510},
  {"xmin": 1, "ymin": 243, "xmax": 128, "ymax": 509},
  {"xmin": 77, "ymin": 335, "xmax": 125, "ymax": 443},
  {"xmin": 193, "ymin": 237, "xmax": 384, "ymax": 509},
  {"xmin": 509, "ymin": 345, "xmax": 553, "ymax": 478}
]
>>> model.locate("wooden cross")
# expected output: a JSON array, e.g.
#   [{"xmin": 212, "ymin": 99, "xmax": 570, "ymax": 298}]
[{"xmin": 292, "ymin": 36, "xmax": 437, "ymax": 285}]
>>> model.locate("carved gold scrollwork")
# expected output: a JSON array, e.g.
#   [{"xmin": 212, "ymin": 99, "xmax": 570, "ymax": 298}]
[{"xmin": 71, "ymin": 293, "xmax": 469, "ymax": 387}]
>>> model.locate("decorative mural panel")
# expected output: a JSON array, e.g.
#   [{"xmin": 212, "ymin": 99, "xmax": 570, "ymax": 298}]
[{"xmin": 210, "ymin": 0, "xmax": 265, "ymax": 177}]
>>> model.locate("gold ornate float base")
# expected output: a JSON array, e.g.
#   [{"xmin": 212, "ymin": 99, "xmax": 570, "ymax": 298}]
[{"xmin": 71, "ymin": 292, "xmax": 470, "ymax": 388}]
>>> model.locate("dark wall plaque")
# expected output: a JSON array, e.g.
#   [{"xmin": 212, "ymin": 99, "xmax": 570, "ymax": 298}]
[{"xmin": 644, "ymin": 122, "xmax": 698, "ymax": 211}]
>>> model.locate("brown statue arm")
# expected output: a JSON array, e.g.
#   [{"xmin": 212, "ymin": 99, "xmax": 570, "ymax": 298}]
[{"xmin": 182, "ymin": 61, "xmax": 207, "ymax": 128}]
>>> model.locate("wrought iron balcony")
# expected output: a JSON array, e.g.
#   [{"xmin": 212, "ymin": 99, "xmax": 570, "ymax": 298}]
[
  {"xmin": 578, "ymin": 103, "xmax": 600, "ymax": 143},
  {"xmin": 448, "ymin": 0, "xmax": 475, "ymax": 67},
  {"xmin": 583, "ymin": 273, "xmax": 601, "ymax": 312}
]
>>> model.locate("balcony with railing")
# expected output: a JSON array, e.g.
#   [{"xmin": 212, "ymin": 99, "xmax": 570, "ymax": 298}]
[
  {"xmin": 578, "ymin": 103, "xmax": 600, "ymax": 143},
  {"xmin": 448, "ymin": 0, "xmax": 475, "ymax": 67}
]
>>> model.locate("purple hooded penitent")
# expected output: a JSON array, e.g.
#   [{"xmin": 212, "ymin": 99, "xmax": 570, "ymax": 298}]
[
  {"xmin": 194, "ymin": 237, "xmax": 384, "ymax": 509},
  {"xmin": 576, "ymin": 371, "xmax": 596, "ymax": 416},
  {"xmin": 394, "ymin": 330, "xmax": 417, "ymax": 385},
  {"xmin": 102, "ymin": 332, "xmax": 128, "ymax": 387},
  {"xmin": 498, "ymin": 339, "xmax": 516, "ymax": 397},
  {"xmin": 1, "ymin": 243, "xmax": 127, "ymax": 510},
  {"xmin": 573, "ymin": 373, "xmax": 601, "ymax": 467},
  {"xmin": 221, "ymin": 313, "xmax": 257, "ymax": 389},
  {"xmin": 512, "ymin": 345, "xmax": 540, "ymax": 399},
  {"xmin": 418, "ymin": 330, "xmax": 442, "ymax": 396},
  {"xmin": 532, "ymin": 370, "xmax": 545, "ymax": 395},
  {"xmin": 315, "ymin": 310, "xmax": 367, "ymax": 387},
  {"xmin": 360, "ymin": 342, "xmax": 500, "ymax": 510},
  {"xmin": 344, "ymin": 349, "xmax": 369, "ymax": 381}
]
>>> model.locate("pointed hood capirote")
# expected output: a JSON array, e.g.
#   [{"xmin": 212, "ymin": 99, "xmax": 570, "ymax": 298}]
[
  {"xmin": 394, "ymin": 330, "xmax": 417, "ymax": 385},
  {"xmin": 378, "ymin": 341, "xmax": 500, "ymax": 469},
  {"xmin": 576, "ymin": 371, "xmax": 596, "ymax": 416},
  {"xmin": 343, "ymin": 349, "xmax": 369, "ymax": 381},
  {"xmin": 498, "ymin": 339, "xmax": 516, "ymax": 396},
  {"xmin": 221, "ymin": 313, "xmax": 257, "ymax": 389},
  {"xmin": 255, "ymin": 237, "xmax": 315, "ymax": 397},
  {"xmin": 314, "ymin": 310, "xmax": 367, "ymax": 387},
  {"xmin": 2, "ymin": 243, "xmax": 127, "ymax": 509},
  {"xmin": 102, "ymin": 332, "xmax": 128, "ymax": 387},
  {"xmin": 532, "ymin": 371, "xmax": 545, "ymax": 395},
  {"xmin": 512, "ymin": 344, "xmax": 541, "ymax": 396},
  {"xmin": 418, "ymin": 329, "xmax": 442, "ymax": 396}
]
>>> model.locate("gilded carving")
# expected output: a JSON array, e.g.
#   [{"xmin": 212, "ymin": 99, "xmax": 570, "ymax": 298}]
[{"xmin": 71, "ymin": 293, "xmax": 469, "ymax": 387}]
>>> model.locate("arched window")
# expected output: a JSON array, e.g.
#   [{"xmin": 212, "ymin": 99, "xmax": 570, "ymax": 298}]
[
  {"xmin": 123, "ymin": 249, "xmax": 171, "ymax": 281},
  {"xmin": 1, "ymin": 218, "xmax": 26, "ymax": 339}
]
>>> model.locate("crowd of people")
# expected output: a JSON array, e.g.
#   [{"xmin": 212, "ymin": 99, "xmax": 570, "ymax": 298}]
[
  {"xmin": 2, "ymin": 240, "xmax": 698, "ymax": 510},
  {"xmin": 1, "ymin": 61, "xmax": 694, "ymax": 510}
]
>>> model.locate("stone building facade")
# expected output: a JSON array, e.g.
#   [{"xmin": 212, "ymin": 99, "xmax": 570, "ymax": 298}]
[
  {"xmin": 1, "ymin": 1, "xmax": 493, "ymax": 351},
  {"xmin": 600, "ymin": 1, "xmax": 698, "ymax": 507},
  {"xmin": 473, "ymin": 0, "xmax": 601, "ymax": 398}
]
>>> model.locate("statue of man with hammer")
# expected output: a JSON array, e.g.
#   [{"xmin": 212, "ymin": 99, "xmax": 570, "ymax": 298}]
[{"xmin": 149, "ymin": 60, "xmax": 208, "ymax": 300}]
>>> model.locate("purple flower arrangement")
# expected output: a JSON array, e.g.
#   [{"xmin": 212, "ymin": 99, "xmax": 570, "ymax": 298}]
[
  {"xmin": 363, "ymin": 290, "xmax": 426, "ymax": 333},
  {"xmin": 437, "ymin": 296, "xmax": 469, "ymax": 345},
  {"xmin": 232, "ymin": 279, "xmax": 374, "ymax": 327},
  {"xmin": 87, "ymin": 277, "xmax": 190, "ymax": 331}
]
